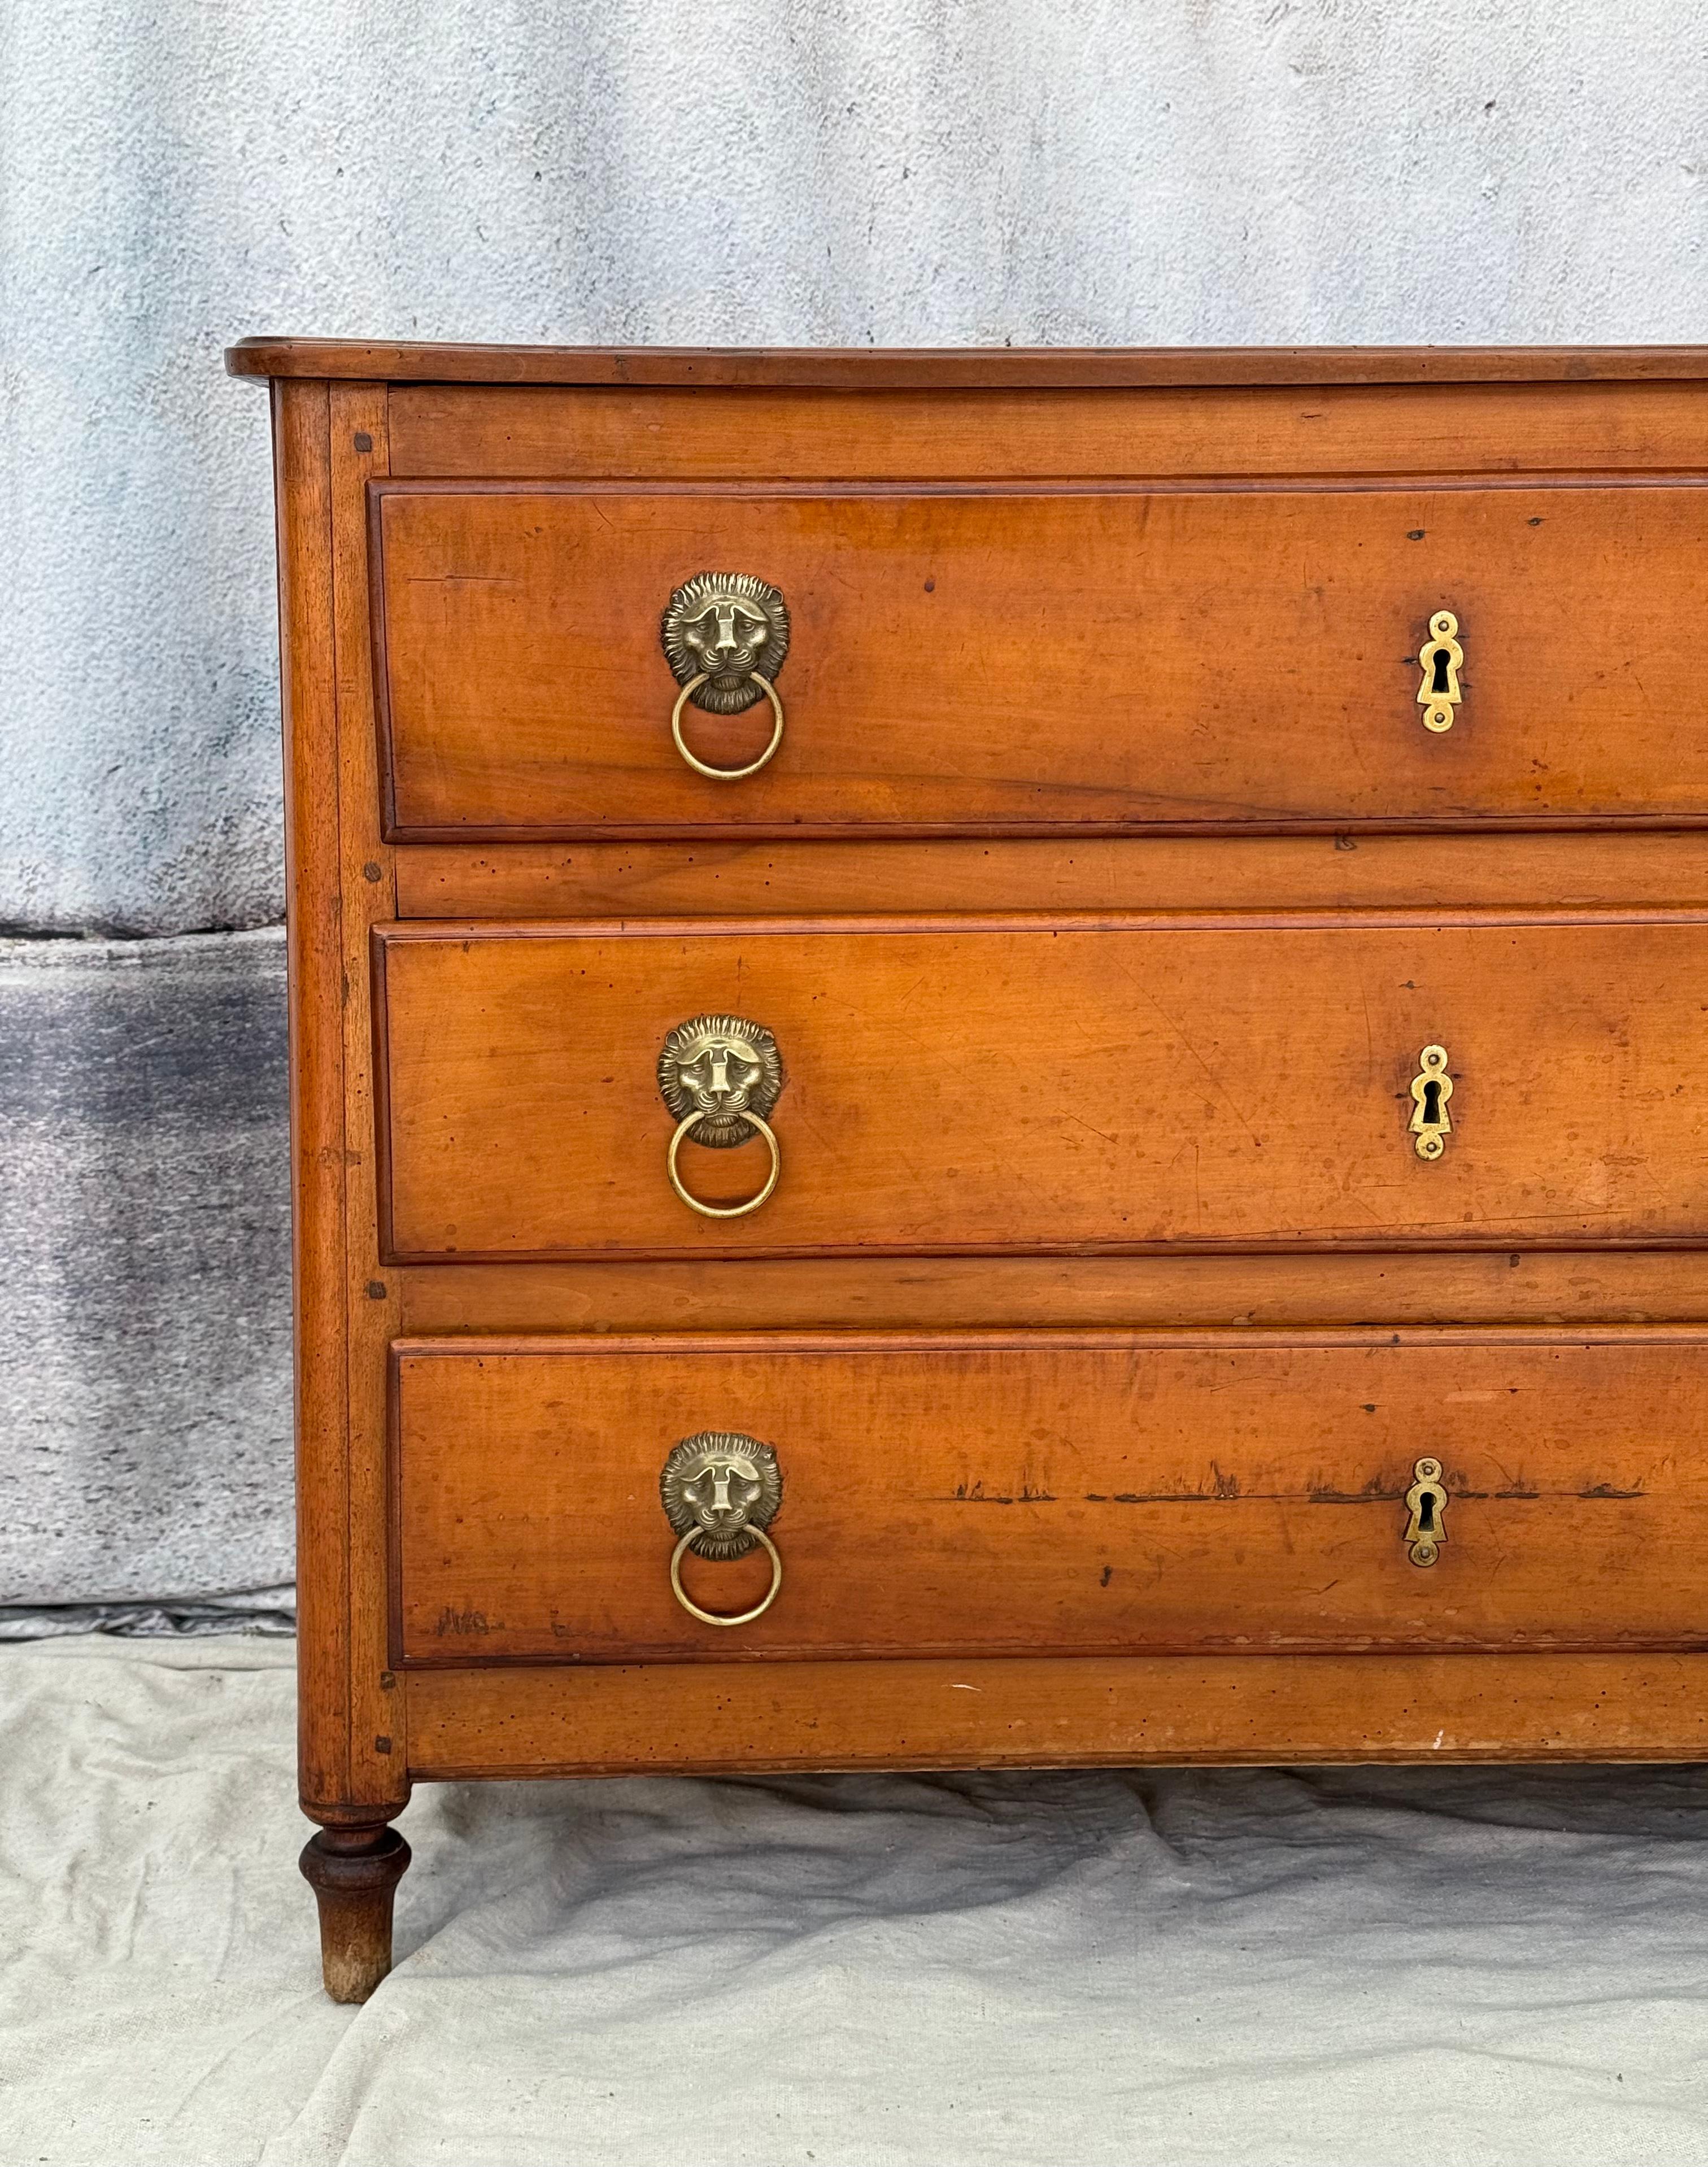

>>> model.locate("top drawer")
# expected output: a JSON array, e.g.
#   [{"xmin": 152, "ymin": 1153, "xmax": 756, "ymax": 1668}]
[{"xmin": 372, "ymin": 481, "xmax": 1708, "ymax": 838}]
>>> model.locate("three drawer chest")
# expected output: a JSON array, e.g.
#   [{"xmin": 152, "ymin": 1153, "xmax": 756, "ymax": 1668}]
[{"xmin": 228, "ymin": 338, "xmax": 1708, "ymax": 2001}]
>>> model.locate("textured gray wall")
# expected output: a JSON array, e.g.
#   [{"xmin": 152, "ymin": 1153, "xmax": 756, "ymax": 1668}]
[
  {"xmin": 7, "ymin": 0, "xmax": 1704, "ymax": 936},
  {"xmin": 0, "ymin": 934, "xmax": 290, "ymax": 1606},
  {"xmin": 1, "ymin": 2, "xmax": 1703, "ymax": 1603}
]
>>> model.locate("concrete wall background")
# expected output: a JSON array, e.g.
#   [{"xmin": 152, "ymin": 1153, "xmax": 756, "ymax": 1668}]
[
  {"xmin": 1, "ymin": 1, "xmax": 1703, "ymax": 1604},
  {"xmin": 0, "ymin": 934, "xmax": 290, "ymax": 1608}
]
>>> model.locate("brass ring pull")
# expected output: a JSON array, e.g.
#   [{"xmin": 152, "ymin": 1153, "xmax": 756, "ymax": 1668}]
[
  {"xmin": 670, "ymin": 671, "xmax": 785, "ymax": 781},
  {"xmin": 657, "ymin": 1014, "xmax": 786, "ymax": 1220},
  {"xmin": 661, "ymin": 572, "xmax": 790, "ymax": 781},
  {"xmin": 667, "ymin": 1108, "xmax": 781, "ymax": 1218},
  {"xmin": 669, "ymin": 1525, "xmax": 783, "ymax": 1627},
  {"xmin": 661, "ymin": 1432, "xmax": 784, "ymax": 1629}
]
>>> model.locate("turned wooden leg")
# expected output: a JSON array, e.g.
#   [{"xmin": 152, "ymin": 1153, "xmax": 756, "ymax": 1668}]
[{"xmin": 299, "ymin": 1823, "xmax": 412, "ymax": 2003}]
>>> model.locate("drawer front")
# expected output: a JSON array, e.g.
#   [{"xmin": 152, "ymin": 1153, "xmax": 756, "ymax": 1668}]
[
  {"xmin": 373, "ymin": 481, "xmax": 1708, "ymax": 836},
  {"xmin": 376, "ymin": 912, "xmax": 1708, "ymax": 1259},
  {"xmin": 392, "ymin": 1330, "xmax": 1708, "ymax": 1664}
]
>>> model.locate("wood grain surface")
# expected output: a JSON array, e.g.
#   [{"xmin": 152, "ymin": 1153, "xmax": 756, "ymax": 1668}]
[
  {"xmin": 396, "ymin": 1252, "xmax": 1708, "ymax": 1336},
  {"xmin": 225, "ymin": 339, "xmax": 1708, "ymax": 387},
  {"xmin": 403, "ymin": 1650, "xmax": 1708, "ymax": 1775},
  {"xmin": 372, "ymin": 481, "xmax": 1708, "ymax": 836},
  {"xmin": 329, "ymin": 385, "xmax": 411, "ymax": 1812},
  {"xmin": 385, "ymin": 382, "xmax": 1708, "ymax": 483},
  {"xmin": 273, "ymin": 380, "xmax": 354, "ymax": 1813},
  {"xmin": 394, "ymin": 832, "xmax": 1708, "ymax": 922},
  {"xmin": 391, "ymin": 1328, "xmax": 1708, "ymax": 1665},
  {"xmin": 375, "ymin": 911, "xmax": 1708, "ymax": 1259}
]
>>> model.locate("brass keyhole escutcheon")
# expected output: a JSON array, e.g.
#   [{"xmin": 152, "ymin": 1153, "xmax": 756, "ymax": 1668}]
[
  {"xmin": 657, "ymin": 1013, "xmax": 786, "ymax": 1218},
  {"xmin": 1409, "ymin": 1044, "xmax": 1454, "ymax": 1160},
  {"xmin": 660, "ymin": 1431, "xmax": 785, "ymax": 1626},
  {"xmin": 1404, "ymin": 1455, "xmax": 1449, "ymax": 1568},
  {"xmin": 1418, "ymin": 609, "xmax": 1463, "ymax": 732},
  {"xmin": 660, "ymin": 572, "xmax": 790, "ymax": 779}
]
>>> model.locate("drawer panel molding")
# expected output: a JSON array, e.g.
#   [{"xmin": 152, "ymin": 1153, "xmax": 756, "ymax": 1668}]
[
  {"xmin": 372, "ymin": 480, "xmax": 1708, "ymax": 837},
  {"xmin": 391, "ymin": 1328, "xmax": 1708, "ymax": 1667},
  {"xmin": 374, "ymin": 910, "xmax": 1708, "ymax": 1261}
]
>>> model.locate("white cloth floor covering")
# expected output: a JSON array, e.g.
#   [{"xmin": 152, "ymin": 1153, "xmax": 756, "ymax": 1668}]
[{"xmin": 4, "ymin": 1635, "xmax": 1708, "ymax": 2166}]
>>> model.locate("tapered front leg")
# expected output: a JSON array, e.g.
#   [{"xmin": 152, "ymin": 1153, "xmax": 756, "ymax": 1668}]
[{"xmin": 299, "ymin": 1821, "xmax": 412, "ymax": 2003}]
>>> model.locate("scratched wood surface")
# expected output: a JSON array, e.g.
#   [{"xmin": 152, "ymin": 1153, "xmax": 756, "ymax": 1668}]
[
  {"xmin": 402, "ymin": 1650, "xmax": 1708, "ymax": 1774},
  {"xmin": 224, "ymin": 339, "xmax": 1708, "ymax": 387},
  {"xmin": 385, "ymin": 381, "xmax": 1708, "ymax": 482},
  {"xmin": 329, "ymin": 385, "xmax": 411, "ymax": 1816},
  {"xmin": 396, "ymin": 1253, "xmax": 1708, "ymax": 1336},
  {"xmin": 394, "ymin": 831, "xmax": 1708, "ymax": 921},
  {"xmin": 391, "ymin": 1330, "xmax": 1708, "ymax": 1665},
  {"xmin": 376, "ymin": 912, "xmax": 1708, "ymax": 1259},
  {"xmin": 372, "ymin": 482, "xmax": 1708, "ymax": 836},
  {"xmin": 272, "ymin": 380, "xmax": 356, "ymax": 1816}
]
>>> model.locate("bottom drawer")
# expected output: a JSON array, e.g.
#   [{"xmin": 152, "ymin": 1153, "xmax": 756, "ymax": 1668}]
[{"xmin": 391, "ymin": 1329, "xmax": 1708, "ymax": 1665}]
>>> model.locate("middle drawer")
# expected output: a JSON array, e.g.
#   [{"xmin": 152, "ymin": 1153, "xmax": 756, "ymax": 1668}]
[{"xmin": 376, "ymin": 910, "xmax": 1708, "ymax": 1259}]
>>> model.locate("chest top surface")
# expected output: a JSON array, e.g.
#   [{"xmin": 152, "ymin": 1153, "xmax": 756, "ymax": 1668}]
[{"xmin": 227, "ymin": 339, "xmax": 1708, "ymax": 387}]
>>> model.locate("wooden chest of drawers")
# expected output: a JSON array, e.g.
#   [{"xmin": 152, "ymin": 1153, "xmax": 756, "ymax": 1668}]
[{"xmin": 229, "ymin": 338, "xmax": 1708, "ymax": 2002}]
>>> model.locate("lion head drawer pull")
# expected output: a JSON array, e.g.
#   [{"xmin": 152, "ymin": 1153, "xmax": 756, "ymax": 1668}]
[
  {"xmin": 661, "ymin": 1431, "xmax": 785, "ymax": 1626},
  {"xmin": 1409, "ymin": 1044, "xmax": 1454, "ymax": 1159},
  {"xmin": 658, "ymin": 1013, "xmax": 786, "ymax": 1218},
  {"xmin": 661, "ymin": 572, "xmax": 791, "ymax": 779},
  {"xmin": 1417, "ymin": 610, "xmax": 1463, "ymax": 732},
  {"xmin": 1403, "ymin": 1456, "xmax": 1449, "ymax": 1567}
]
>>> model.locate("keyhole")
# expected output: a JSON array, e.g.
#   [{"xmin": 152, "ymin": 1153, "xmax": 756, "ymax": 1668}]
[
  {"xmin": 1430, "ymin": 645, "xmax": 1452, "ymax": 695},
  {"xmin": 1421, "ymin": 1078, "xmax": 1443, "ymax": 1124},
  {"xmin": 1418, "ymin": 1490, "xmax": 1436, "ymax": 1532}
]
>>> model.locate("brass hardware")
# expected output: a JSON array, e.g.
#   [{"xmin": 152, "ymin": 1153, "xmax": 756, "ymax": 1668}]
[
  {"xmin": 1417, "ymin": 610, "xmax": 1463, "ymax": 732},
  {"xmin": 661, "ymin": 572, "xmax": 790, "ymax": 778},
  {"xmin": 661, "ymin": 1431, "xmax": 785, "ymax": 1627},
  {"xmin": 1409, "ymin": 1044, "xmax": 1454, "ymax": 1159},
  {"xmin": 668, "ymin": 1111, "xmax": 780, "ymax": 1218},
  {"xmin": 1404, "ymin": 1455, "xmax": 1448, "ymax": 1567},
  {"xmin": 671, "ymin": 674, "xmax": 783, "ymax": 779},
  {"xmin": 657, "ymin": 1013, "xmax": 785, "ymax": 1219}
]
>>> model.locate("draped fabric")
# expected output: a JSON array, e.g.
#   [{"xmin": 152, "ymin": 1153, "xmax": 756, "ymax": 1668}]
[{"xmin": 6, "ymin": 1634, "xmax": 1708, "ymax": 2165}]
